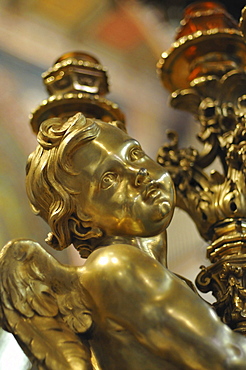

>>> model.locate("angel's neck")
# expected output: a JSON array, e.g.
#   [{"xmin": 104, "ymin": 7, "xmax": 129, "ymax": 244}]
[
  {"xmin": 137, "ymin": 231, "xmax": 167, "ymax": 267},
  {"xmin": 94, "ymin": 231, "xmax": 167, "ymax": 267}
]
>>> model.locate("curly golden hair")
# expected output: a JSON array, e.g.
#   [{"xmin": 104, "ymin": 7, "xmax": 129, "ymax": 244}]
[{"xmin": 26, "ymin": 113, "xmax": 106, "ymax": 257}]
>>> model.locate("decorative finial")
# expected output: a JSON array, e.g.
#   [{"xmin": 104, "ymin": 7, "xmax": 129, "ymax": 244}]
[
  {"xmin": 157, "ymin": 1, "xmax": 246, "ymax": 92},
  {"xmin": 30, "ymin": 51, "xmax": 125, "ymax": 133}
]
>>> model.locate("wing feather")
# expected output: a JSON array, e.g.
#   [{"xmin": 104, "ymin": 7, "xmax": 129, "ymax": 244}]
[
  {"xmin": 0, "ymin": 239, "xmax": 93, "ymax": 369},
  {"xmin": 4, "ymin": 308, "xmax": 92, "ymax": 370}
]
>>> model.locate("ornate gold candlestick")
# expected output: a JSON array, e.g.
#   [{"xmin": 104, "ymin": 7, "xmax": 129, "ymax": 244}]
[
  {"xmin": 157, "ymin": 2, "xmax": 246, "ymax": 333},
  {"xmin": 3, "ymin": 2, "xmax": 246, "ymax": 369}
]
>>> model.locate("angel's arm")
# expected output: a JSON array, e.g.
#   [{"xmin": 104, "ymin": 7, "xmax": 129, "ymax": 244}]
[
  {"xmin": 82, "ymin": 244, "xmax": 246, "ymax": 370},
  {"xmin": 0, "ymin": 239, "xmax": 93, "ymax": 370}
]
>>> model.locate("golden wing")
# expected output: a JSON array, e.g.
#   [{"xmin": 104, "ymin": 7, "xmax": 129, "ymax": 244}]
[{"xmin": 0, "ymin": 239, "xmax": 93, "ymax": 370}]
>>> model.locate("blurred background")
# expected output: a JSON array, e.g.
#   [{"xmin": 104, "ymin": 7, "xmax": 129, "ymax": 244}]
[{"xmin": 0, "ymin": 0, "xmax": 245, "ymax": 368}]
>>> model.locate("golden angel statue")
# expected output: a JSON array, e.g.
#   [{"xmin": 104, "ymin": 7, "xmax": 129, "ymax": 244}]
[{"xmin": 1, "ymin": 112, "xmax": 246, "ymax": 369}]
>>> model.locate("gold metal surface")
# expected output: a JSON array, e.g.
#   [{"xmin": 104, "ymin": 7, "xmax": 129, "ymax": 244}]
[
  {"xmin": 30, "ymin": 52, "xmax": 125, "ymax": 134},
  {"xmin": 3, "ymin": 1, "xmax": 246, "ymax": 369},
  {"xmin": 3, "ymin": 113, "xmax": 246, "ymax": 368},
  {"xmin": 157, "ymin": 2, "xmax": 246, "ymax": 92},
  {"xmin": 157, "ymin": 2, "xmax": 246, "ymax": 332},
  {"xmin": 26, "ymin": 113, "xmax": 174, "ymax": 261}
]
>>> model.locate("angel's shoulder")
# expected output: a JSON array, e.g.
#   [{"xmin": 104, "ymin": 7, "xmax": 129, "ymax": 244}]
[
  {"xmin": 81, "ymin": 243, "xmax": 156, "ymax": 293},
  {"xmin": 84, "ymin": 243, "xmax": 153, "ymax": 272}
]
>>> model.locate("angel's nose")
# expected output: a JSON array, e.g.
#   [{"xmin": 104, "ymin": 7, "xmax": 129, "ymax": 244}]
[{"xmin": 135, "ymin": 168, "xmax": 151, "ymax": 187}]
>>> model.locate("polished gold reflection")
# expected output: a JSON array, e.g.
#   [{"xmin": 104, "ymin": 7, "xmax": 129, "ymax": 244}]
[
  {"xmin": 3, "ymin": 4, "xmax": 246, "ymax": 365},
  {"xmin": 1, "ymin": 113, "xmax": 246, "ymax": 369},
  {"xmin": 156, "ymin": 3, "xmax": 246, "ymax": 332},
  {"xmin": 26, "ymin": 113, "xmax": 174, "ymax": 261}
]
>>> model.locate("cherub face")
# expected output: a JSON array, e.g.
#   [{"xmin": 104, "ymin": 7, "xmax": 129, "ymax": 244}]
[{"xmin": 73, "ymin": 121, "xmax": 175, "ymax": 238}]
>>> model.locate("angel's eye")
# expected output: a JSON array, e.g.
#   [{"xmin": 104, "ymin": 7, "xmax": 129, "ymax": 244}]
[
  {"xmin": 101, "ymin": 172, "xmax": 118, "ymax": 189},
  {"xmin": 130, "ymin": 147, "xmax": 144, "ymax": 161}
]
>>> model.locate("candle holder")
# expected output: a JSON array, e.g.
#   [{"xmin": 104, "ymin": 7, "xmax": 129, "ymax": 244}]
[{"xmin": 157, "ymin": 2, "xmax": 246, "ymax": 333}]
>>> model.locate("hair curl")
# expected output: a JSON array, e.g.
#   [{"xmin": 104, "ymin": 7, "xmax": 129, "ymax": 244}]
[{"xmin": 26, "ymin": 113, "xmax": 103, "ymax": 257}]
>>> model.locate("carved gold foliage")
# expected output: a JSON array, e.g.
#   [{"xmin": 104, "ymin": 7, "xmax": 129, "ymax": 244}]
[{"xmin": 197, "ymin": 257, "xmax": 246, "ymax": 332}]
